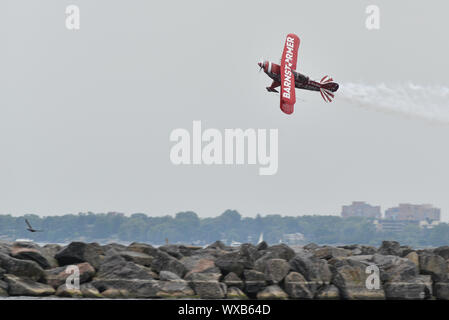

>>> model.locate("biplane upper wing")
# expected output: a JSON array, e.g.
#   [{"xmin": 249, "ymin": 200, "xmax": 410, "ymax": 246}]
[{"xmin": 280, "ymin": 33, "xmax": 300, "ymax": 114}]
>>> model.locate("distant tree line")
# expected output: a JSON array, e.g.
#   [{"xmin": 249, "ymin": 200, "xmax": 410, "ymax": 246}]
[{"xmin": 1, "ymin": 210, "xmax": 448, "ymax": 247}]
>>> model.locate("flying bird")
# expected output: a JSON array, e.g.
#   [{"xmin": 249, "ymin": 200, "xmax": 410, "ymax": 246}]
[{"xmin": 25, "ymin": 219, "xmax": 43, "ymax": 232}]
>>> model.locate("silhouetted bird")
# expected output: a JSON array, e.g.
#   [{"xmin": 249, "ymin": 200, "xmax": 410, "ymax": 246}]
[{"xmin": 25, "ymin": 219, "xmax": 43, "ymax": 232}]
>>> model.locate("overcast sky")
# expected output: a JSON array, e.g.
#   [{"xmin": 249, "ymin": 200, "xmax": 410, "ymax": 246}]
[{"xmin": 2, "ymin": 0, "xmax": 449, "ymax": 220}]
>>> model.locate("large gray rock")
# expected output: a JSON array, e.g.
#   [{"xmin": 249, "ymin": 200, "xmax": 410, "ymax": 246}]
[
  {"xmin": 102, "ymin": 243, "xmax": 127, "ymax": 253},
  {"xmin": 185, "ymin": 273, "xmax": 222, "ymax": 299},
  {"xmin": 180, "ymin": 245, "xmax": 203, "ymax": 256},
  {"xmin": 254, "ymin": 256, "xmax": 269, "ymax": 273},
  {"xmin": 190, "ymin": 278, "xmax": 226, "ymax": 299},
  {"xmin": 215, "ymin": 244, "xmax": 262, "ymax": 276},
  {"xmin": 264, "ymin": 259, "xmax": 290, "ymax": 284},
  {"xmin": 313, "ymin": 247, "xmax": 351, "ymax": 260},
  {"xmin": 101, "ymin": 288, "xmax": 131, "ymax": 298},
  {"xmin": 91, "ymin": 279, "xmax": 160, "ymax": 298},
  {"xmin": 158, "ymin": 245, "xmax": 184, "ymax": 259},
  {"xmin": 257, "ymin": 285, "xmax": 288, "ymax": 300},
  {"xmin": 118, "ymin": 251, "xmax": 153, "ymax": 267},
  {"xmin": 316, "ymin": 284, "xmax": 340, "ymax": 299},
  {"xmin": 265, "ymin": 244, "xmax": 296, "ymax": 261},
  {"xmin": 55, "ymin": 284, "xmax": 83, "ymax": 297},
  {"xmin": 5, "ymin": 274, "xmax": 55, "ymax": 296},
  {"xmin": 383, "ymin": 275, "xmax": 432, "ymax": 300},
  {"xmin": 405, "ymin": 252, "xmax": 419, "ymax": 268},
  {"xmin": 331, "ymin": 258, "xmax": 385, "ymax": 300},
  {"xmin": 239, "ymin": 243, "xmax": 262, "ymax": 265},
  {"xmin": 185, "ymin": 272, "xmax": 221, "ymax": 282},
  {"xmin": 434, "ymin": 282, "xmax": 449, "ymax": 300},
  {"xmin": 10, "ymin": 246, "xmax": 58, "ymax": 269},
  {"xmin": 127, "ymin": 242, "xmax": 159, "ymax": 257},
  {"xmin": 303, "ymin": 243, "xmax": 320, "ymax": 251},
  {"xmin": 256, "ymin": 241, "xmax": 268, "ymax": 251},
  {"xmin": 399, "ymin": 246, "xmax": 414, "ymax": 257},
  {"xmin": 346, "ymin": 255, "xmax": 374, "ymax": 264},
  {"xmin": 206, "ymin": 240, "xmax": 227, "ymax": 250},
  {"xmin": 0, "ymin": 252, "xmax": 45, "ymax": 281},
  {"xmin": 223, "ymin": 272, "xmax": 243, "ymax": 290},
  {"xmin": 0, "ymin": 242, "xmax": 11, "ymax": 255},
  {"xmin": 191, "ymin": 247, "xmax": 227, "ymax": 259},
  {"xmin": 338, "ymin": 244, "xmax": 362, "ymax": 255},
  {"xmin": 12, "ymin": 241, "xmax": 40, "ymax": 249},
  {"xmin": 159, "ymin": 270, "xmax": 181, "ymax": 281},
  {"xmin": 434, "ymin": 246, "xmax": 449, "ymax": 260},
  {"xmin": 96, "ymin": 254, "xmax": 155, "ymax": 280},
  {"xmin": 80, "ymin": 283, "xmax": 103, "ymax": 298},
  {"xmin": 93, "ymin": 278, "xmax": 192, "ymax": 299},
  {"xmin": 418, "ymin": 252, "xmax": 448, "ymax": 282},
  {"xmin": 181, "ymin": 256, "xmax": 219, "ymax": 278},
  {"xmin": 55, "ymin": 242, "xmax": 103, "ymax": 269},
  {"xmin": 56, "ymin": 282, "xmax": 102, "ymax": 298},
  {"xmin": 0, "ymin": 280, "xmax": 8, "ymax": 296},
  {"xmin": 157, "ymin": 280, "xmax": 195, "ymax": 298},
  {"xmin": 378, "ymin": 241, "xmax": 401, "ymax": 256},
  {"xmin": 283, "ymin": 272, "xmax": 313, "ymax": 299},
  {"xmin": 226, "ymin": 286, "xmax": 248, "ymax": 299},
  {"xmin": 42, "ymin": 244, "xmax": 62, "ymax": 260},
  {"xmin": 159, "ymin": 244, "xmax": 202, "ymax": 258},
  {"xmin": 372, "ymin": 254, "xmax": 419, "ymax": 282},
  {"xmin": 243, "ymin": 270, "xmax": 266, "ymax": 296},
  {"xmin": 215, "ymin": 251, "xmax": 251, "ymax": 276},
  {"xmin": 289, "ymin": 251, "xmax": 332, "ymax": 295},
  {"xmin": 151, "ymin": 251, "xmax": 187, "ymax": 278},
  {"xmin": 336, "ymin": 245, "xmax": 377, "ymax": 256},
  {"xmin": 45, "ymin": 262, "xmax": 95, "ymax": 288},
  {"xmin": 360, "ymin": 246, "xmax": 378, "ymax": 255},
  {"xmin": 338, "ymin": 244, "xmax": 376, "ymax": 256},
  {"xmin": 254, "ymin": 245, "xmax": 296, "ymax": 274}
]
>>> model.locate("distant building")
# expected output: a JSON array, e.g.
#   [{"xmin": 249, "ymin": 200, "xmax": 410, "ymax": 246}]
[
  {"xmin": 385, "ymin": 204, "xmax": 440, "ymax": 222},
  {"xmin": 374, "ymin": 219, "xmax": 419, "ymax": 232},
  {"xmin": 341, "ymin": 201, "xmax": 381, "ymax": 219},
  {"xmin": 374, "ymin": 203, "xmax": 441, "ymax": 232}
]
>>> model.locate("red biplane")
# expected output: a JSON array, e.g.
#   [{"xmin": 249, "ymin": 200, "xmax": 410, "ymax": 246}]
[{"xmin": 258, "ymin": 33, "xmax": 339, "ymax": 114}]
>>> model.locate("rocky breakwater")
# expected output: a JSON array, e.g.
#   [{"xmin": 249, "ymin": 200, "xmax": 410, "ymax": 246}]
[{"xmin": 0, "ymin": 240, "xmax": 449, "ymax": 299}]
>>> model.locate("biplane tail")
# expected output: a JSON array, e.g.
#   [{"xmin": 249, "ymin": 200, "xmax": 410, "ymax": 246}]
[{"xmin": 319, "ymin": 75, "xmax": 339, "ymax": 103}]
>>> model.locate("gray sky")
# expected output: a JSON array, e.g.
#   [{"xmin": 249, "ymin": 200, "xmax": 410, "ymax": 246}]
[{"xmin": 2, "ymin": 0, "xmax": 449, "ymax": 220}]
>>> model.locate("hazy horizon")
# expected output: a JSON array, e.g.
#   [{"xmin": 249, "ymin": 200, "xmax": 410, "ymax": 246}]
[{"xmin": 1, "ymin": 203, "xmax": 444, "ymax": 222}]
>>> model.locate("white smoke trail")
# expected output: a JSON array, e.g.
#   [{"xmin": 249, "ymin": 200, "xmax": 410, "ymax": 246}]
[{"xmin": 338, "ymin": 82, "xmax": 449, "ymax": 124}]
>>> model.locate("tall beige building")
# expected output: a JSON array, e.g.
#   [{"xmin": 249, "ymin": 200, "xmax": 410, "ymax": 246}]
[
  {"xmin": 385, "ymin": 204, "xmax": 440, "ymax": 221},
  {"xmin": 341, "ymin": 201, "xmax": 381, "ymax": 219}
]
